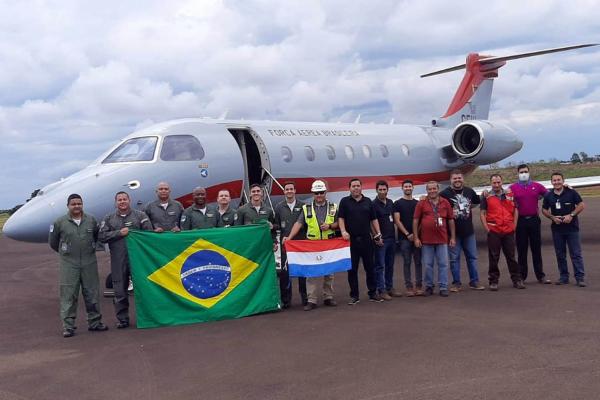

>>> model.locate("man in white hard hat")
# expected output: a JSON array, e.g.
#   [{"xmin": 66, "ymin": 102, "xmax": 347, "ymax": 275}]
[{"xmin": 284, "ymin": 180, "xmax": 339, "ymax": 311}]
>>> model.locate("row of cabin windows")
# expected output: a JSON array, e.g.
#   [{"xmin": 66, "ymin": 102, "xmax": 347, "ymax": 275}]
[{"xmin": 281, "ymin": 144, "xmax": 405, "ymax": 163}]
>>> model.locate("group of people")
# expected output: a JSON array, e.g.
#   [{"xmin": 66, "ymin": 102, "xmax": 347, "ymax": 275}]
[{"xmin": 49, "ymin": 164, "xmax": 587, "ymax": 336}]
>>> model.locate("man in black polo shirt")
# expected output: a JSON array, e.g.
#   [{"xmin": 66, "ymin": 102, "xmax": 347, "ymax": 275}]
[
  {"xmin": 373, "ymin": 180, "xmax": 400, "ymax": 300},
  {"xmin": 542, "ymin": 172, "xmax": 586, "ymax": 287},
  {"xmin": 338, "ymin": 178, "xmax": 383, "ymax": 304}
]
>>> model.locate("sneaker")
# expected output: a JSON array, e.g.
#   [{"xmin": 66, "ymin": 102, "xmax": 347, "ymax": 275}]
[
  {"xmin": 469, "ymin": 282, "xmax": 486, "ymax": 290},
  {"xmin": 449, "ymin": 284, "xmax": 462, "ymax": 293},
  {"xmin": 489, "ymin": 283, "xmax": 499, "ymax": 291},
  {"xmin": 380, "ymin": 292, "xmax": 393, "ymax": 301},
  {"xmin": 405, "ymin": 288, "xmax": 415, "ymax": 297},
  {"xmin": 347, "ymin": 297, "xmax": 360, "ymax": 305},
  {"xmin": 88, "ymin": 322, "xmax": 109, "ymax": 332},
  {"xmin": 554, "ymin": 280, "xmax": 569, "ymax": 285},
  {"xmin": 323, "ymin": 299, "xmax": 337, "ymax": 307},
  {"xmin": 576, "ymin": 281, "xmax": 587, "ymax": 287},
  {"xmin": 538, "ymin": 278, "xmax": 552, "ymax": 284},
  {"xmin": 415, "ymin": 287, "xmax": 425, "ymax": 296},
  {"xmin": 439, "ymin": 290, "xmax": 449, "ymax": 297},
  {"xmin": 388, "ymin": 289, "xmax": 403, "ymax": 297},
  {"xmin": 513, "ymin": 281, "xmax": 526, "ymax": 289},
  {"xmin": 62, "ymin": 328, "xmax": 75, "ymax": 338},
  {"xmin": 424, "ymin": 287, "xmax": 433, "ymax": 297},
  {"xmin": 303, "ymin": 302, "xmax": 317, "ymax": 311},
  {"xmin": 369, "ymin": 294, "xmax": 384, "ymax": 302}
]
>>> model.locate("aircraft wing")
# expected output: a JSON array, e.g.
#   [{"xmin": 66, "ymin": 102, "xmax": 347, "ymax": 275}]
[{"xmin": 471, "ymin": 175, "xmax": 600, "ymax": 195}]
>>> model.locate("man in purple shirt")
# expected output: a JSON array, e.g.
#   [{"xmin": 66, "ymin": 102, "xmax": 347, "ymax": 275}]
[{"xmin": 509, "ymin": 164, "xmax": 551, "ymax": 284}]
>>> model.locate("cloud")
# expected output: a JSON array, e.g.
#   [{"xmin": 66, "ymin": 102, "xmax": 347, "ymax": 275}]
[{"xmin": 0, "ymin": 0, "xmax": 599, "ymax": 207}]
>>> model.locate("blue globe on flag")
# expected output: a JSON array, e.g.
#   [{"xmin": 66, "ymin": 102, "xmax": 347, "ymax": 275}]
[{"xmin": 180, "ymin": 250, "xmax": 231, "ymax": 299}]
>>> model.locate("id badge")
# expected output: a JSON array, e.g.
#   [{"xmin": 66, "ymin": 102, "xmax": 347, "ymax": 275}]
[
  {"xmin": 555, "ymin": 201, "xmax": 561, "ymax": 210},
  {"xmin": 438, "ymin": 217, "xmax": 443, "ymax": 226}
]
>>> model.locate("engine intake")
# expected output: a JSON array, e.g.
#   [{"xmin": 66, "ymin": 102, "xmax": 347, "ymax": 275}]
[{"xmin": 451, "ymin": 120, "xmax": 522, "ymax": 165}]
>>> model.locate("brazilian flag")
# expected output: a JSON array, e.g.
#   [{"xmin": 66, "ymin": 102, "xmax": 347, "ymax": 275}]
[{"xmin": 126, "ymin": 224, "xmax": 280, "ymax": 328}]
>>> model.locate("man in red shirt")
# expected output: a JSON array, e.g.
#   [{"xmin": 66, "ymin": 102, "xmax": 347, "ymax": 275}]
[
  {"xmin": 413, "ymin": 181, "xmax": 455, "ymax": 297},
  {"xmin": 480, "ymin": 174, "xmax": 526, "ymax": 291}
]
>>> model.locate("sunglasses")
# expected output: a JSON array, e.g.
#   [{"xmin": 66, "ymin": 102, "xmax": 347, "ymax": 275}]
[{"xmin": 312, "ymin": 191, "xmax": 326, "ymax": 195}]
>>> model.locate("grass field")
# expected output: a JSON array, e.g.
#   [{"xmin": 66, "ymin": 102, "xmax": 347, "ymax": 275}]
[
  {"xmin": 465, "ymin": 162, "xmax": 600, "ymax": 187},
  {"xmin": 0, "ymin": 213, "xmax": 8, "ymax": 232}
]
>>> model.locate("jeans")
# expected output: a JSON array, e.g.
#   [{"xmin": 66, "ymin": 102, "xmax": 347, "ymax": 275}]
[
  {"xmin": 448, "ymin": 233, "xmax": 479, "ymax": 286},
  {"xmin": 422, "ymin": 244, "xmax": 449, "ymax": 290},
  {"xmin": 375, "ymin": 237, "xmax": 396, "ymax": 293},
  {"xmin": 399, "ymin": 239, "xmax": 422, "ymax": 288},
  {"xmin": 552, "ymin": 230, "xmax": 585, "ymax": 282}
]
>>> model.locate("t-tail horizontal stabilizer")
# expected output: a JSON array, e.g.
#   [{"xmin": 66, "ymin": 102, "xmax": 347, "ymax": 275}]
[{"xmin": 422, "ymin": 43, "xmax": 598, "ymax": 127}]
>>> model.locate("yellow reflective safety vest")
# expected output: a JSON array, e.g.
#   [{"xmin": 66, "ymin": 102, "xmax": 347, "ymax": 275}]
[{"xmin": 303, "ymin": 201, "xmax": 337, "ymax": 240}]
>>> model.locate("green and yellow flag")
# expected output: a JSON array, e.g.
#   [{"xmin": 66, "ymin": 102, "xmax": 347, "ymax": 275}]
[{"xmin": 126, "ymin": 224, "xmax": 280, "ymax": 328}]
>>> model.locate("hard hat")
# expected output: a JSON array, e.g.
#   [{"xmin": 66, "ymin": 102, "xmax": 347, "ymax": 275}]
[{"xmin": 311, "ymin": 180, "xmax": 327, "ymax": 192}]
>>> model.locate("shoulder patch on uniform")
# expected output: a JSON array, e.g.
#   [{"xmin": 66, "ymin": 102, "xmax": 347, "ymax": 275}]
[
  {"xmin": 49, "ymin": 224, "xmax": 54, "ymax": 233},
  {"xmin": 181, "ymin": 215, "xmax": 187, "ymax": 222},
  {"xmin": 233, "ymin": 214, "xmax": 238, "ymax": 220},
  {"xmin": 100, "ymin": 220, "xmax": 105, "ymax": 229},
  {"xmin": 141, "ymin": 218, "xmax": 149, "ymax": 223}
]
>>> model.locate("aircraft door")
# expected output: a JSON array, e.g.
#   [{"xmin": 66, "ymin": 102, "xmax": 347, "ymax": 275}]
[{"xmin": 227, "ymin": 128, "xmax": 273, "ymax": 203}]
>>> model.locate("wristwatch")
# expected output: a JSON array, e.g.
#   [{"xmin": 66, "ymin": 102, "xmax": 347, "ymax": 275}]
[{"xmin": 570, "ymin": 212, "xmax": 576, "ymax": 217}]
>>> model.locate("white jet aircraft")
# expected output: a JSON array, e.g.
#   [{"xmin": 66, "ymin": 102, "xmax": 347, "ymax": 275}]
[{"xmin": 4, "ymin": 44, "xmax": 599, "ymax": 243}]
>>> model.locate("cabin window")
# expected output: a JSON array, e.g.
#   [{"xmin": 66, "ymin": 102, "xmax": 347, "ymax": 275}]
[
  {"xmin": 304, "ymin": 146, "xmax": 316, "ymax": 161},
  {"xmin": 325, "ymin": 145, "xmax": 336, "ymax": 160},
  {"xmin": 401, "ymin": 144, "xmax": 410, "ymax": 157},
  {"xmin": 281, "ymin": 146, "xmax": 293, "ymax": 162},
  {"xmin": 344, "ymin": 145, "xmax": 354, "ymax": 160},
  {"xmin": 380, "ymin": 144, "xmax": 389, "ymax": 158},
  {"xmin": 362, "ymin": 145, "xmax": 372, "ymax": 158},
  {"xmin": 160, "ymin": 135, "xmax": 205, "ymax": 161},
  {"xmin": 102, "ymin": 136, "xmax": 158, "ymax": 163}
]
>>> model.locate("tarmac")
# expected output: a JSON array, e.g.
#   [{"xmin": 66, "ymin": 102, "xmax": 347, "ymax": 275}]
[{"xmin": 1, "ymin": 198, "xmax": 599, "ymax": 400}]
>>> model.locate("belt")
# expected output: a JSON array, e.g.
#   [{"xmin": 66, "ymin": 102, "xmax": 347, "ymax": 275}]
[{"xmin": 519, "ymin": 215, "xmax": 538, "ymax": 219}]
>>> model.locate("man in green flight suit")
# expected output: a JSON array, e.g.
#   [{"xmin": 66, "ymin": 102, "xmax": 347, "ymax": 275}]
[
  {"xmin": 235, "ymin": 183, "xmax": 277, "ymax": 249},
  {"xmin": 180, "ymin": 186, "xmax": 218, "ymax": 230},
  {"xmin": 49, "ymin": 194, "xmax": 108, "ymax": 338}
]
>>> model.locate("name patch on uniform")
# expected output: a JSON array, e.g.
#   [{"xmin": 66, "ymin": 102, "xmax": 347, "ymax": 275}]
[
  {"xmin": 125, "ymin": 222, "xmax": 133, "ymax": 227},
  {"xmin": 207, "ymin": 213, "xmax": 214, "ymax": 218},
  {"xmin": 168, "ymin": 211, "xmax": 175, "ymax": 215},
  {"xmin": 259, "ymin": 210, "xmax": 267, "ymax": 215},
  {"xmin": 87, "ymin": 228, "xmax": 93, "ymax": 233}
]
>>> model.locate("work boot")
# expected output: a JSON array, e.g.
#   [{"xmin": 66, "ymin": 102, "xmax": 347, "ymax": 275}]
[{"xmin": 62, "ymin": 328, "xmax": 75, "ymax": 338}]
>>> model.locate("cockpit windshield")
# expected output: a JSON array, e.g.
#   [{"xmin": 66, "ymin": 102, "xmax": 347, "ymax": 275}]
[{"xmin": 102, "ymin": 136, "xmax": 158, "ymax": 164}]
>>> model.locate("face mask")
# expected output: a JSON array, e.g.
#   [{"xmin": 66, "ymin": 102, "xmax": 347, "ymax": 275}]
[{"xmin": 519, "ymin": 172, "xmax": 530, "ymax": 182}]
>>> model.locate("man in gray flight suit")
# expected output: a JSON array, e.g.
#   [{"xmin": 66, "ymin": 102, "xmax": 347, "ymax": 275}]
[
  {"xmin": 49, "ymin": 194, "xmax": 108, "ymax": 338},
  {"xmin": 143, "ymin": 181, "xmax": 184, "ymax": 232},
  {"xmin": 235, "ymin": 183, "xmax": 277, "ymax": 247},
  {"xmin": 215, "ymin": 189, "xmax": 238, "ymax": 227},
  {"xmin": 274, "ymin": 181, "xmax": 307, "ymax": 308},
  {"xmin": 180, "ymin": 187, "xmax": 218, "ymax": 230},
  {"xmin": 99, "ymin": 191, "xmax": 153, "ymax": 328}
]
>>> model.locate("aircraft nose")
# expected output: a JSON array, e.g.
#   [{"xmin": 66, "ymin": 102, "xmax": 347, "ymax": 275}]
[{"xmin": 2, "ymin": 199, "xmax": 60, "ymax": 242}]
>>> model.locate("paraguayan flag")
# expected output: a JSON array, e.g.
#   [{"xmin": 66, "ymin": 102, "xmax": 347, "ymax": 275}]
[{"xmin": 284, "ymin": 238, "xmax": 351, "ymax": 278}]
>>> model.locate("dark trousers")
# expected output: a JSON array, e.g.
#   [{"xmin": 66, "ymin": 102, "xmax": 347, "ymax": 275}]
[
  {"xmin": 111, "ymin": 261, "xmax": 130, "ymax": 323},
  {"xmin": 348, "ymin": 236, "xmax": 376, "ymax": 299},
  {"xmin": 280, "ymin": 248, "xmax": 307, "ymax": 305},
  {"xmin": 399, "ymin": 239, "xmax": 422, "ymax": 288},
  {"xmin": 516, "ymin": 216, "xmax": 545, "ymax": 281},
  {"xmin": 487, "ymin": 231, "xmax": 522, "ymax": 284},
  {"xmin": 552, "ymin": 230, "xmax": 585, "ymax": 283}
]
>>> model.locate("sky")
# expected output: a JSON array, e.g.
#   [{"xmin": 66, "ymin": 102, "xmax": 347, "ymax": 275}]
[{"xmin": 1, "ymin": 0, "xmax": 599, "ymax": 208}]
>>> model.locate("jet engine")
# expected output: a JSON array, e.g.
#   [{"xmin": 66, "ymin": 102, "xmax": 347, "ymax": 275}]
[{"xmin": 450, "ymin": 120, "xmax": 522, "ymax": 165}]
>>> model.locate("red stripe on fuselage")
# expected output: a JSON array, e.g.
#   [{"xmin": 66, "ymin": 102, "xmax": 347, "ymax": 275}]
[{"xmin": 174, "ymin": 167, "xmax": 475, "ymax": 207}]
